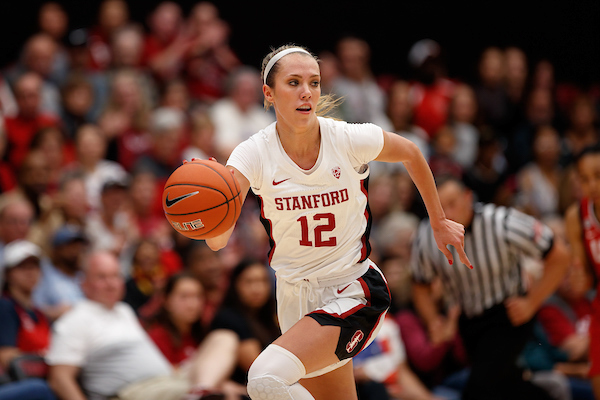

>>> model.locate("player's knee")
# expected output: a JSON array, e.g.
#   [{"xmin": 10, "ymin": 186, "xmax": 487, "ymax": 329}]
[{"xmin": 247, "ymin": 344, "xmax": 306, "ymax": 399}]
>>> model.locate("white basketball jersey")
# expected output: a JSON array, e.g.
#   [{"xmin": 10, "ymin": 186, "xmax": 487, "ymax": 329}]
[{"xmin": 227, "ymin": 117, "xmax": 384, "ymax": 283}]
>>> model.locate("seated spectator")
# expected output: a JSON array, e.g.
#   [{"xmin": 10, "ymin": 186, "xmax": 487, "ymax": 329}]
[
  {"xmin": 28, "ymin": 170, "xmax": 90, "ymax": 253},
  {"xmin": 181, "ymin": 108, "xmax": 215, "ymax": 163},
  {"xmin": 133, "ymin": 106, "xmax": 186, "ymax": 182},
  {"xmin": 560, "ymin": 94, "xmax": 599, "ymax": 168},
  {"xmin": 33, "ymin": 224, "xmax": 87, "ymax": 321},
  {"xmin": 124, "ymin": 239, "xmax": 171, "ymax": 319},
  {"xmin": 85, "ymin": 178, "xmax": 139, "ymax": 272},
  {"xmin": 446, "ymin": 83, "xmax": 480, "ymax": 170},
  {"xmin": 60, "ymin": 73, "xmax": 96, "ymax": 140},
  {"xmin": 211, "ymin": 259, "xmax": 279, "ymax": 386},
  {"xmin": 147, "ymin": 272, "xmax": 244, "ymax": 398},
  {"xmin": 159, "ymin": 78, "xmax": 193, "ymax": 114},
  {"xmin": 462, "ymin": 127, "xmax": 510, "ymax": 205},
  {"xmin": 353, "ymin": 315, "xmax": 455, "ymax": 400},
  {"xmin": 97, "ymin": 69, "xmax": 153, "ymax": 170},
  {"xmin": 184, "ymin": 1, "xmax": 241, "ymax": 104},
  {"xmin": 0, "ymin": 240, "xmax": 50, "ymax": 368},
  {"xmin": 209, "ymin": 66, "xmax": 275, "ymax": 160},
  {"xmin": 186, "ymin": 241, "xmax": 229, "ymax": 327},
  {"xmin": 3, "ymin": 72, "xmax": 58, "ymax": 171},
  {"xmin": 473, "ymin": 46, "xmax": 509, "ymax": 133},
  {"xmin": 395, "ymin": 277, "xmax": 468, "ymax": 391},
  {"xmin": 71, "ymin": 123, "xmax": 129, "ymax": 212},
  {"xmin": 428, "ymin": 126, "xmax": 463, "ymax": 180},
  {"xmin": 514, "ymin": 125, "xmax": 563, "ymax": 219},
  {"xmin": 142, "ymin": 2, "xmax": 190, "ymax": 84},
  {"xmin": 6, "ymin": 149, "xmax": 52, "ymax": 221},
  {"xmin": 36, "ymin": 2, "xmax": 69, "ymax": 85},
  {"xmin": 331, "ymin": 35, "xmax": 391, "ymax": 129},
  {"xmin": 0, "ymin": 198, "xmax": 35, "ymax": 290},
  {"xmin": 385, "ymin": 80, "xmax": 430, "ymax": 158},
  {"xmin": 46, "ymin": 250, "xmax": 238, "ymax": 400},
  {"xmin": 0, "ymin": 129, "xmax": 17, "ymax": 195},
  {"xmin": 0, "ymin": 239, "xmax": 56, "ymax": 400},
  {"xmin": 29, "ymin": 125, "xmax": 76, "ymax": 194},
  {"xmin": 538, "ymin": 262, "xmax": 593, "ymax": 370},
  {"xmin": 5, "ymin": 33, "xmax": 63, "ymax": 116},
  {"xmin": 407, "ymin": 39, "xmax": 456, "ymax": 140},
  {"xmin": 128, "ymin": 168, "xmax": 167, "ymax": 239},
  {"xmin": 86, "ymin": 0, "xmax": 130, "ymax": 71}
]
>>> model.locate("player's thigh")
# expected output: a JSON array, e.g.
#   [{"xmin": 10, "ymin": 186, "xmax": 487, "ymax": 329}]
[
  {"xmin": 273, "ymin": 316, "xmax": 341, "ymax": 374},
  {"xmin": 299, "ymin": 359, "xmax": 357, "ymax": 400}
]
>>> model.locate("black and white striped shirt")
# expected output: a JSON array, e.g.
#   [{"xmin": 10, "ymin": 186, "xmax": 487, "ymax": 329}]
[{"xmin": 411, "ymin": 202, "xmax": 554, "ymax": 318}]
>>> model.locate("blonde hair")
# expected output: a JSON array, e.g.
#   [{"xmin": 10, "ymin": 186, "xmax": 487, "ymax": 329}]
[{"xmin": 261, "ymin": 44, "xmax": 342, "ymax": 118}]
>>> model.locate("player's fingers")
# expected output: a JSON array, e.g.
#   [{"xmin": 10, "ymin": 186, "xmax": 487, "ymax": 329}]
[
  {"xmin": 182, "ymin": 159, "xmax": 189, "ymax": 164},
  {"xmin": 208, "ymin": 157, "xmax": 217, "ymax": 162},
  {"xmin": 457, "ymin": 248, "xmax": 473, "ymax": 269},
  {"xmin": 439, "ymin": 246, "xmax": 454, "ymax": 265}
]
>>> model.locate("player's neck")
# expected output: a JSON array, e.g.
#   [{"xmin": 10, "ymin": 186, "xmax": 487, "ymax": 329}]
[{"xmin": 276, "ymin": 121, "xmax": 321, "ymax": 170}]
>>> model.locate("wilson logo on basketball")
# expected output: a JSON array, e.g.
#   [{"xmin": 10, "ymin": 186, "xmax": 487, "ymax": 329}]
[
  {"xmin": 170, "ymin": 219, "xmax": 205, "ymax": 231},
  {"xmin": 346, "ymin": 330, "xmax": 364, "ymax": 353},
  {"xmin": 332, "ymin": 166, "xmax": 341, "ymax": 179}
]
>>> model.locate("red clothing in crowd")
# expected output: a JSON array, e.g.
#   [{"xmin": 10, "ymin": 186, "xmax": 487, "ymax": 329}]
[
  {"xmin": 4, "ymin": 114, "xmax": 58, "ymax": 169},
  {"xmin": 146, "ymin": 323, "xmax": 198, "ymax": 366},
  {"xmin": 410, "ymin": 78, "xmax": 456, "ymax": 139},
  {"xmin": 537, "ymin": 297, "xmax": 592, "ymax": 347},
  {"xmin": 395, "ymin": 310, "xmax": 466, "ymax": 374}
]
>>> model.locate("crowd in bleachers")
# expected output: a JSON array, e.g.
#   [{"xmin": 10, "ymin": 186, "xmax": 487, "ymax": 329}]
[{"xmin": 0, "ymin": 0, "xmax": 599, "ymax": 399}]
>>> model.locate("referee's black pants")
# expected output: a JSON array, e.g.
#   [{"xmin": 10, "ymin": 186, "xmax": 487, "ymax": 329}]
[{"xmin": 458, "ymin": 303, "xmax": 553, "ymax": 400}]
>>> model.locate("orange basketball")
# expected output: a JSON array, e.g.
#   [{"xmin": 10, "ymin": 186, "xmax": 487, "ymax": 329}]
[{"xmin": 163, "ymin": 160, "xmax": 242, "ymax": 240}]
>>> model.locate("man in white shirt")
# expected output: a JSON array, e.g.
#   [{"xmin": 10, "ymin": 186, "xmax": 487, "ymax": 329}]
[{"xmin": 46, "ymin": 251, "xmax": 237, "ymax": 400}]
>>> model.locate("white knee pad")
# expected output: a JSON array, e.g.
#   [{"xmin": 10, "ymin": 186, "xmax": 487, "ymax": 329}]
[{"xmin": 247, "ymin": 344, "xmax": 314, "ymax": 400}]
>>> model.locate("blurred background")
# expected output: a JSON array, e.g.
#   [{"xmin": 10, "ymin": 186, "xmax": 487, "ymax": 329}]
[{"xmin": 1, "ymin": 1, "xmax": 599, "ymax": 86}]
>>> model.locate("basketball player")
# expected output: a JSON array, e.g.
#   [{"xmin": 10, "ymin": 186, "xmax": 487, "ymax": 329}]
[
  {"xmin": 205, "ymin": 45, "xmax": 471, "ymax": 400},
  {"xmin": 565, "ymin": 143, "xmax": 600, "ymax": 398}
]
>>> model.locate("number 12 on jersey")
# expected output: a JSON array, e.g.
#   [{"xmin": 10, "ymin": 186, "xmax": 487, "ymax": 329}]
[{"xmin": 297, "ymin": 213, "xmax": 337, "ymax": 247}]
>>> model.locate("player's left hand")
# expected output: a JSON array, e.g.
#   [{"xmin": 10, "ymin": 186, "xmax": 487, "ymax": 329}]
[
  {"xmin": 432, "ymin": 218, "xmax": 472, "ymax": 269},
  {"xmin": 505, "ymin": 296, "xmax": 535, "ymax": 326}
]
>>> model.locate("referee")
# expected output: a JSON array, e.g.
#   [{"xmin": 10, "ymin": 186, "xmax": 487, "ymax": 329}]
[{"xmin": 411, "ymin": 176, "xmax": 569, "ymax": 400}]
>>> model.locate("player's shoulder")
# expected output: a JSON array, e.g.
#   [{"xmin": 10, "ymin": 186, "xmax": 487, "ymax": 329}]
[{"xmin": 245, "ymin": 121, "xmax": 278, "ymax": 146}]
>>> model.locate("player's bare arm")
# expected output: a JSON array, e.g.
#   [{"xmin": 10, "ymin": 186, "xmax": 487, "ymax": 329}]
[
  {"xmin": 205, "ymin": 166, "xmax": 251, "ymax": 251},
  {"xmin": 376, "ymin": 130, "xmax": 472, "ymax": 268}
]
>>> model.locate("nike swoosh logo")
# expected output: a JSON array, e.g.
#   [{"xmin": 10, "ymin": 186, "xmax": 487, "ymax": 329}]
[
  {"xmin": 337, "ymin": 284, "xmax": 352, "ymax": 294},
  {"xmin": 272, "ymin": 178, "xmax": 291, "ymax": 186},
  {"xmin": 165, "ymin": 191, "xmax": 199, "ymax": 208}
]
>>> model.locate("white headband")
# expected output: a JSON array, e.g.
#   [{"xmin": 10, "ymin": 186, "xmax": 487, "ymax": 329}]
[{"xmin": 263, "ymin": 48, "xmax": 312, "ymax": 85}]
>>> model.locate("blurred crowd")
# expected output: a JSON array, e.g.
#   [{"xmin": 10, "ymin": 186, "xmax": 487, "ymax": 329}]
[{"xmin": 0, "ymin": 0, "xmax": 598, "ymax": 399}]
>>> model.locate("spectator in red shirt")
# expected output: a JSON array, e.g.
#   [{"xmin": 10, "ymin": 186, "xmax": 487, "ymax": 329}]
[
  {"xmin": 86, "ymin": 0, "xmax": 130, "ymax": 71},
  {"xmin": 142, "ymin": 2, "xmax": 190, "ymax": 84},
  {"xmin": 396, "ymin": 277, "xmax": 467, "ymax": 389},
  {"xmin": 0, "ymin": 239, "xmax": 56, "ymax": 400},
  {"xmin": 0, "ymin": 240, "xmax": 49, "ymax": 361},
  {"xmin": 537, "ymin": 267, "xmax": 593, "ymax": 365},
  {"xmin": 0, "ymin": 130, "xmax": 17, "ymax": 195},
  {"xmin": 97, "ymin": 69, "xmax": 153, "ymax": 169},
  {"xmin": 4, "ymin": 72, "xmax": 58, "ymax": 170},
  {"xmin": 183, "ymin": 2, "xmax": 241, "ymax": 104},
  {"xmin": 146, "ymin": 272, "xmax": 244, "ymax": 398},
  {"xmin": 408, "ymin": 39, "xmax": 456, "ymax": 140}
]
